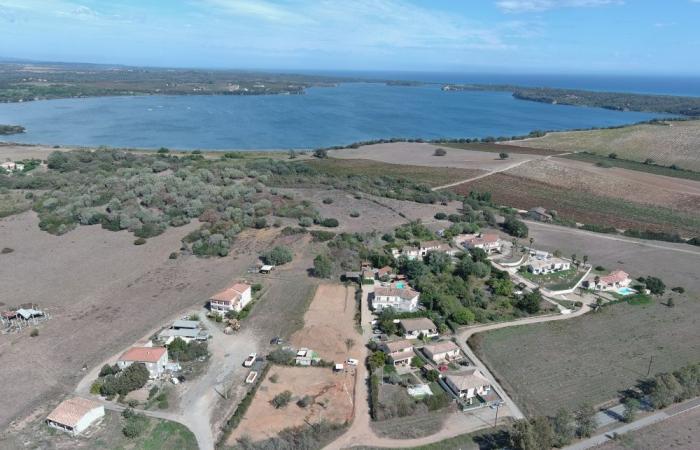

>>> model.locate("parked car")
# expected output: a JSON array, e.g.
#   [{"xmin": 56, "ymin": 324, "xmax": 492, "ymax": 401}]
[
  {"xmin": 244, "ymin": 353, "xmax": 257, "ymax": 367},
  {"xmin": 346, "ymin": 358, "xmax": 359, "ymax": 366}
]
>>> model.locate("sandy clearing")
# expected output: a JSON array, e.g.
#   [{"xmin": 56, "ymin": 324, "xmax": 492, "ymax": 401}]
[
  {"xmin": 0, "ymin": 211, "xmax": 272, "ymax": 430},
  {"xmin": 330, "ymin": 142, "xmax": 535, "ymax": 171}
]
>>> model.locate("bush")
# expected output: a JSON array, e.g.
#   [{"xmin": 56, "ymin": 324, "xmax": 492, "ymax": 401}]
[
  {"xmin": 313, "ymin": 254, "xmax": 333, "ymax": 278},
  {"xmin": 261, "ymin": 245, "xmax": 294, "ymax": 265},
  {"xmin": 433, "ymin": 148, "xmax": 447, "ymax": 156},
  {"xmin": 169, "ymin": 252, "xmax": 178, "ymax": 260},
  {"xmin": 434, "ymin": 212, "xmax": 447, "ymax": 220},
  {"xmin": 270, "ymin": 374, "xmax": 279, "ymax": 383},
  {"xmin": 297, "ymin": 395, "xmax": 313, "ymax": 408},
  {"xmin": 267, "ymin": 348, "xmax": 296, "ymax": 364},
  {"xmin": 310, "ymin": 230, "xmax": 335, "ymax": 242},
  {"xmin": 30, "ymin": 328, "xmax": 39, "ymax": 337},
  {"xmin": 349, "ymin": 211, "xmax": 360, "ymax": 218},
  {"xmin": 1, "ymin": 247, "xmax": 13, "ymax": 254},
  {"xmin": 320, "ymin": 218, "xmax": 339, "ymax": 228},
  {"xmin": 122, "ymin": 410, "xmax": 148, "ymax": 438},
  {"xmin": 322, "ymin": 197, "xmax": 334, "ymax": 204},
  {"xmin": 100, "ymin": 363, "xmax": 149, "ymax": 397},
  {"xmin": 499, "ymin": 152, "xmax": 509, "ymax": 160},
  {"xmin": 271, "ymin": 390, "xmax": 292, "ymax": 408},
  {"xmin": 134, "ymin": 237, "xmax": 147, "ymax": 245},
  {"xmin": 671, "ymin": 286, "xmax": 685, "ymax": 294},
  {"xmin": 503, "ymin": 216, "xmax": 528, "ymax": 238},
  {"xmin": 313, "ymin": 149, "xmax": 328, "ymax": 158},
  {"xmin": 167, "ymin": 337, "xmax": 208, "ymax": 362}
]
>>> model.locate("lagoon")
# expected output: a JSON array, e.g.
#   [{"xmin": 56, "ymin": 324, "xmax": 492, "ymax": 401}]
[{"xmin": 0, "ymin": 83, "xmax": 669, "ymax": 150}]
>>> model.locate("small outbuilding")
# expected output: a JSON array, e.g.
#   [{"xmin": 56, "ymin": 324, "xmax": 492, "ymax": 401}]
[{"xmin": 46, "ymin": 397, "xmax": 104, "ymax": 435}]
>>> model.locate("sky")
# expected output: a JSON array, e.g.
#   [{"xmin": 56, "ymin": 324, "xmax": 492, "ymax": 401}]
[{"xmin": 1, "ymin": 0, "xmax": 699, "ymax": 75}]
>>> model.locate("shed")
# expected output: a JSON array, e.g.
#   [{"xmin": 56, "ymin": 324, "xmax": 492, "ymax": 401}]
[{"xmin": 46, "ymin": 397, "xmax": 104, "ymax": 435}]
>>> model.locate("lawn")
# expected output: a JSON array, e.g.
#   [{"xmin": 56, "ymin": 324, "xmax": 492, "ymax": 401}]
[
  {"xmin": 470, "ymin": 295, "xmax": 700, "ymax": 417},
  {"xmin": 128, "ymin": 419, "xmax": 198, "ymax": 450},
  {"xmin": 519, "ymin": 267, "xmax": 587, "ymax": 291},
  {"xmin": 305, "ymin": 158, "xmax": 484, "ymax": 187}
]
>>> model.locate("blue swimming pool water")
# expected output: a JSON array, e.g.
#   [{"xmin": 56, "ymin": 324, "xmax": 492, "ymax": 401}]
[{"xmin": 617, "ymin": 287, "xmax": 636, "ymax": 296}]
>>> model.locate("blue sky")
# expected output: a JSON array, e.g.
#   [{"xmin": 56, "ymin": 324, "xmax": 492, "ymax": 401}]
[{"xmin": 1, "ymin": 0, "xmax": 699, "ymax": 74}]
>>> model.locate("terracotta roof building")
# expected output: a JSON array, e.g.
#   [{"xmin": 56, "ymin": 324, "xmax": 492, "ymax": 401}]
[
  {"xmin": 46, "ymin": 397, "xmax": 104, "ymax": 435},
  {"xmin": 117, "ymin": 346, "xmax": 168, "ymax": 378},
  {"xmin": 210, "ymin": 282, "xmax": 252, "ymax": 315}
]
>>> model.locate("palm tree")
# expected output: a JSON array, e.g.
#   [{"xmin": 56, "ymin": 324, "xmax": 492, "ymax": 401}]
[
  {"xmin": 583, "ymin": 255, "xmax": 589, "ymax": 267},
  {"xmin": 529, "ymin": 237, "xmax": 534, "ymax": 248}
]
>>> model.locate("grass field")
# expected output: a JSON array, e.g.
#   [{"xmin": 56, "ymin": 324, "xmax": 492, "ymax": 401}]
[
  {"xmin": 508, "ymin": 120, "xmax": 700, "ymax": 171},
  {"xmin": 562, "ymin": 153, "xmax": 700, "ymax": 182},
  {"xmin": 356, "ymin": 426, "xmax": 510, "ymax": 450},
  {"xmin": 306, "ymin": 158, "xmax": 484, "ymax": 187},
  {"xmin": 470, "ymin": 297, "xmax": 700, "ymax": 417},
  {"xmin": 451, "ymin": 173, "xmax": 700, "ymax": 236},
  {"xmin": 0, "ymin": 190, "xmax": 32, "ymax": 218}
]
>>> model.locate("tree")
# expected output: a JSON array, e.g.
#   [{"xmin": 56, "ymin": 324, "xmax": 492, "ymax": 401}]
[
  {"xmin": 552, "ymin": 408, "xmax": 575, "ymax": 447},
  {"xmin": 313, "ymin": 148, "xmax": 328, "ymax": 158},
  {"xmin": 644, "ymin": 276, "xmax": 666, "ymax": 296},
  {"xmin": 510, "ymin": 419, "xmax": 538, "ymax": 450},
  {"xmin": 503, "ymin": 216, "xmax": 528, "ymax": 238},
  {"xmin": 575, "ymin": 403, "xmax": 597, "ymax": 438},
  {"xmin": 623, "ymin": 397, "xmax": 640, "ymax": 423},
  {"xmin": 451, "ymin": 307, "xmax": 475, "ymax": 325},
  {"xmin": 517, "ymin": 290, "xmax": 542, "ymax": 314},
  {"xmin": 425, "ymin": 251, "xmax": 451, "ymax": 274},
  {"xmin": 608, "ymin": 152, "xmax": 618, "ymax": 159},
  {"xmin": 368, "ymin": 351, "xmax": 388, "ymax": 371},
  {"xmin": 261, "ymin": 246, "xmax": 293, "ymax": 265},
  {"xmin": 320, "ymin": 218, "xmax": 339, "ymax": 227},
  {"xmin": 650, "ymin": 373, "xmax": 683, "ymax": 408},
  {"xmin": 313, "ymin": 254, "xmax": 332, "ymax": 278},
  {"xmin": 583, "ymin": 255, "xmax": 589, "ymax": 266},
  {"xmin": 490, "ymin": 278, "xmax": 514, "ymax": 297}
]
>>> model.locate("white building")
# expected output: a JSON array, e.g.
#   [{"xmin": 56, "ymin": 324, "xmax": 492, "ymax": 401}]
[
  {"xmin": 46, "ymin": 397, "xmax": 104, "ymax": 435},
  {"xmin": 399, "ymin": 318, "xmax": 439, "ymax": 340},
  {"xmin": 372, "ymin": 284, "xmax": 420, "ymax": 312},
  {"xmin": 594, "ymin": 270, "xmax": 632, "ymax": 291},
  {"xmin": 209, "ymin": 282, "xmax": 252, "ymax": 315},
  {"xmin": 528, "ymin": 258, "xmax": 571, "ymax": 275},
  {"xmin": 444, "ymin": 368, "xmax": 491, "ymax": 404},
  {"xmin": 422, "ymin": 341, "xmax": 461, "ymax": 364},
  {"xmin": 117, "ymin": 346, "xmax": 168, "ymax": 378},
  {"xmin": 0, "ymin": 161, "xmax": 24, "ymax": 173},
  {"xmin": 391, "ymin": 241, "xmax": 457, "ymax": 261},
  {"xmin": 461, "ymin": 233, "xmax": 502, "ymax": 254}
]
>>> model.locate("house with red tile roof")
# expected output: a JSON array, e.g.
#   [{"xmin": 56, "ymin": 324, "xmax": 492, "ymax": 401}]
[
  {"xmin": 461, "ymin": 233, "xmax": 502, "ymax": 254},
  {"xmin": 209, "ymin": 282, "xmax": 252, "ymax": 316},
  {"xmin": 372, "ymin": 284, "xmax": 420, "ymax": 312},
  {"xmin": 117, "ymin": 346, "xmax": 168, "ymax": 378},
  {"xmin": 594, "ymin": 270, "xmax": 631, "ymax": 291}
]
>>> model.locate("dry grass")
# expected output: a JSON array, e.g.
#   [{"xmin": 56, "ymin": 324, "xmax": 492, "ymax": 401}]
[
  {"xmin": 471, "ymin": 297, "xmax": 700, "ymax": 417},
  {"xmin": 508, "ymin": 121, "xmax": 700, "ymax": 171}
]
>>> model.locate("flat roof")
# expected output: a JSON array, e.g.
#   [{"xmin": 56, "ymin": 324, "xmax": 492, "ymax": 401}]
[{"xmin": 172, "ymin": 319, "xmax": 199, "ymax": 329}]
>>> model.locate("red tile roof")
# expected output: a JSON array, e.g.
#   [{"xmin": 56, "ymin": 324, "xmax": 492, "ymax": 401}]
[
  {"xmin": 119, "ymin": 346, "xmax": 167, "ymax": 363},
  {"xmin": 46, "ymin": 397, "xmax": 102, "ymax": 428},
  {"xmin": 210, "ymin": 282, "xmax": 251, "ymax": 303},
  {"xmin": 600, "ymin": 270, "xmax": 629, "ymax": 285}
]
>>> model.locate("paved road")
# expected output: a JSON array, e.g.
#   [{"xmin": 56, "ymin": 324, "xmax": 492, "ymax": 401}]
[{"xmin": 564, "ymin": 397, "xmax": 700, "ymax": 450}]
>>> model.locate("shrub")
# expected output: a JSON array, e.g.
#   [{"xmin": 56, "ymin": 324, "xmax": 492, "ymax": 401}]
[
  {"xmin": 134, "ymin": 237, "xmax": 146, "ymax": 245},
  {"xmin": 608, "ymin": 152, "xmax": 618, "ymax": 159},
  {"xmin": 100, "ymin": 363, "xmax": 149, "ymax": 397},
  {"xmin": 349, "ymin": 211, "xmax": 360, "ymax": 218},
  {"xmin": 499, "ymin": 152, "xmax": 509, "ymax": 160},
  {"xmin": 269, "ymin": 374, "xmax": 279, "ymax": 383},
  {"xmin": 320, "ymin": 218, "xmax": 339, "ymax": 228},
  {"xmin": 267, "ymin": 348, "xmax": 296, "ymax": 364},
  {"xmin": 1, "ymin": 247, "xmax": 13, "ymax": 254},
  {"xmin": 167, "ymin": 337, "xmax": 208, "ymax": 362},
  {"xmin": 271, "ymin": 390, "xmax": 292, "ymax": 408},
  {"xmin": 261, "ymin": 245, "xmax": 294, "ymax": 265},
  {"xmin": 322, "ymin": 197, "xmax": 334, "ymax": 204},
  {"xmin": 30, "ymin": 328, "xmax": 39, "ymax": 337},
  {"xmin": 503, "ymin": 216, "xmax": 528, "ymax": 238},
  {"xmin": 169, "ymin": 252, "xmax": 178, "ymax": 260},
  {"xmin": 310, "ymin": 230, "xmax": 335, "ymax": 242},
  {"xmin": 297, "ymin": 395, "xmax": 313, "ymax": 408},
  {"xmin": 313, "ymin": 254, "xmax": 333, "ymax": 278},
  {"xmin": 433, "ymin": 148, "xmax": 447, "ymax": 156},
  {"xmin": 313, "ymin": 149, "xmax": 328, "ymax": 158},
  {"xmin": 434, "ymin": 212, "xmax": 447, "ymax": 220},
  {"xmin": 671, "ymin": 286, "xmax": 685, "ymax": 294},
  {"xmin": 298, "ymin": 216, "xmax": 314, "ymax": 227}
]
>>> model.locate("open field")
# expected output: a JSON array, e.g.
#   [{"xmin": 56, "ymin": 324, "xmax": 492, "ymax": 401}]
[
  {"xmin": 228, "ymin": 284, "xmax": 360, "ymax": 445},
  {"xmin": 442, "ymin": 141, "xmax": 566, "ymax": 156},
  {"xmin": 0, "ymin": 409, "xmax": 197, "ymax": 450},
  {"xmin": 525, "ymin": 221, "xmax": 700, "ymax": 293},
  {"xmin": 329, "ymin": 142, "xmax": 537, "ymax": 172},
  {"xmin": 562, "ymin": 152, "xmax": 700, "ymax": 182},
  {"xmin": 451, "ymin": 172, "xmax": 700, "ymax": 236},
  {"xmin": 0, "ymin": 211, "xmax": 287, "ymax": 431},
  {"xmin": 470, "ymin": 298, "xmax": 700, "ymax": 417},
  {"xmin": 306, "ymin": 158, "xmax": 486, "ymax": 187},
  {"xmin": 507, "ymin": 120, "xmax": 700, "ymax": 171},
  {"xmin": 508, "ymin": 158, "xmax": 700, "ymax": 213},
  {"xmin": 594, "ymin": 406, "xmax": 700, "ymax": 450}
]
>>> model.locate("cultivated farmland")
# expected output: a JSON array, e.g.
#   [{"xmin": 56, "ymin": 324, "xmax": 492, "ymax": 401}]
[
  {"xmin": 470, "ymin": 298, "xmax": 700, "ymax": 417},
  {"xmin": 507, "ymin": 120, "xmax": 700, "ymax": 171}
]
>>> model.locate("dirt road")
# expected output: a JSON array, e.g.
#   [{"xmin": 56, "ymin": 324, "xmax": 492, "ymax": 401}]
[{"xmin": 431, "ymin": 158, "xmax": 534, "ymax": 191}]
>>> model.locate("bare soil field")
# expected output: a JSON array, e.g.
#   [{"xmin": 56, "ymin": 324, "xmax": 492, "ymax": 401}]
[
  {"xmin": 329, "ymin": 142, "xmax": 536, "ymax": 172},
  {"xmin": 471, "ymin": 298, "xmax": 700, "ymax": 417},
  {"xmin": 0, "ymin": 211, "xmax": 279, "ymax": 431},
  {"xmin": 594, "ymin": 407, "xmax": 700, "ymax": 450},
  {"xmin": 307, "ymin": 157, "xmax": 486, "ymax": 187},
  {"xmin": 281, "ymin": 188, "xmax": 461, "ymax": 234},
  {"xmin": 451, "ymin": 173, "xmax": 700, "ymax": 235},
  {"xmin": 507, "ymin": 120, "xmax": 700, "ymax": 171},
  {"xmin": 508, "ymin": 158, "xmax": 700, "ymax": 213},
  {"xmin": 228, "ymin": 283, "xmax": 361, "ymax": 444},
  {"xmin": 228, "ymin": 366, "xmax": 355, "ymax": 444},
  {"xmin": 289, "ymin": 283, "xmax": 362, "ymax": 362},
  {"xmin": 443, "ymin": 141, "xmax": 566, "ymax": 156},
  {"xmin": 0, "ymin": 142, "xmax": 57, "ymax": 160}
]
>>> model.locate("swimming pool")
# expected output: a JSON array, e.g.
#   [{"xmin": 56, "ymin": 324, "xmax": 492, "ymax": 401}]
[
  {"xmin": 617, "ymin": 287, "xmax": 636, "ymax": 296},
  {"xmin": 395, "ymin": 282, "xmax": 406, "ymax": 289}
]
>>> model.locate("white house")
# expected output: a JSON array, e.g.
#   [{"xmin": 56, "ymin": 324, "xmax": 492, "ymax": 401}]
[
  {"xmin": 46, "ymin": 397, "xmax": 105, "ymax": 435},
  {"xmin": 0, "ymin": 161, "xmax": 24, "ymax": 173},
  {"xmin": 209, "ymin": 282, "xmax": 252, "ymax": 315},
  {"xmin": 117, "ymin": 346, "xmax": 168, "ymax": 378},
  {"xmin": 594, "ymin": 270, "xmax": 631, "ymax": 291},
  {"xmin": 444, "ymin": 368, "xmax": 491, "ymax": 404},
  {"xmin": 462, "ymin": 234, "xmax": 502, "ymax": 254},
  {"xmin": 392, "ymin": 241, "xmax": 457, "ymax": 261},
  {"xmin": 382, "ymin": 340, "xmax": 415, "ymax": 366},
  {"xmin": 372, "ymin": 284, "xmax": 420, "ymax": 312},
  {"xmin": 422, "ymin": 341, "xmax": 461, "ymax": 364},
  {"xmin": 528, "ymin": 258, "xmax": 571, "ymax": 275},
  {"xmin": 399, "ymin": 318, "xmax": 439, "ymax": 340},
  {"xmin": 391, "ymin": 246, "xmax": 421, "ymax": 260}
]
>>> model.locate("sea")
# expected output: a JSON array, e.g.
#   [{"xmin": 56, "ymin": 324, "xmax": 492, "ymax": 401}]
[{"xmin": 0, "ymin": 73, "xmax": 694, "ymax": 150}]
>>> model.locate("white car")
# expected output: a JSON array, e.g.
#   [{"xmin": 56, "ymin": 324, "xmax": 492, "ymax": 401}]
[
  {"xmin": 346, "ymin": 358, "xmax": 359, "ymax": 366},
  {"xmin": 243, "ymin": 353, "xmax": 257, "ymax": 367}
]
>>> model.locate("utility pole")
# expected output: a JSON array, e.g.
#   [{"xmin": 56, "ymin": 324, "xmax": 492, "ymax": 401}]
[
  {"xmin": 494, "ymin": 402, "xmax": 501, "ymax": 427},
  {"xmin": 647, "ymin": 355, "xmax": 654, "ymax": 377}
]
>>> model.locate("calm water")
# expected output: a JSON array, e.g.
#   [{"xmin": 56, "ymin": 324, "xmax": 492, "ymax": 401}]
[{"xmin": 0, "ymin": 83, "xmax": 671, "ymax": 150}]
